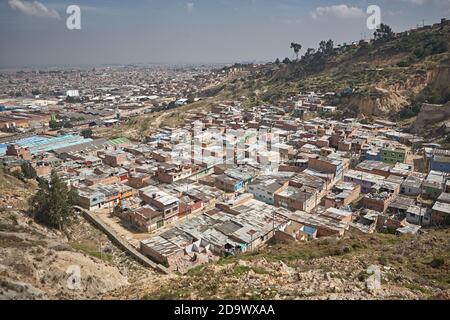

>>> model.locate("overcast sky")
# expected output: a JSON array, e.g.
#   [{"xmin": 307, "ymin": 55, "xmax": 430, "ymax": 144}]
[{"xmin": 1, "ymin": 0, "xmax": 449, "ymax": 68}]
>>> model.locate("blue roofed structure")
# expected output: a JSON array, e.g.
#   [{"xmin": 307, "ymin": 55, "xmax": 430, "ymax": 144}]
[{"xmin": 0, "ymin": 134, "xmax": 92, "ymax": 156}]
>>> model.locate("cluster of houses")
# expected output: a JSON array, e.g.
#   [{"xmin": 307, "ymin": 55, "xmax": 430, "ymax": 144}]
[
  {"xmin": 0, "ymin": 65, "xmax": 227, "ymax": 135},
  {"xmin": 2, "ymin": 92, "xmax": 450, "ymax": 272}
]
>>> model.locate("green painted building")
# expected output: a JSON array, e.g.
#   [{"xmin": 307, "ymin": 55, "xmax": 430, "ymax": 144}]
[{"xmin": 381, "ymin": 147, "xmax": 406, "ymax": 164}]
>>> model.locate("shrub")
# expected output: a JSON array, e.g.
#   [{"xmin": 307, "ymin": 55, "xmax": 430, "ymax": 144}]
[
  {"xmin": 378, "ymin": 255, "xmax": 389, "ymax": 266},
  {"xmin": 430, "ymin": 257, "xmax": 445, "ymax": 269}
]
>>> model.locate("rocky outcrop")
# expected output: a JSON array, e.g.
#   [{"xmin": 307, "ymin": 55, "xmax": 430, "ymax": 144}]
[
  {"xmin": 0, "ymin": 280, "xmax": 46, "ymax": 300},
  {"xmin": 427, "ymin": 66, "xmax": 450, "ymax": 92},
  {"xmin": 412, "ymin": 102, "xmax": 450, "ymax": 133},
  {"xmin": 347, "ymin": 66, "xmax": 449, "ymax": 118},
  {"xmin": 348, "ymin": 88, "xmax": 409, "ymax": 117}
]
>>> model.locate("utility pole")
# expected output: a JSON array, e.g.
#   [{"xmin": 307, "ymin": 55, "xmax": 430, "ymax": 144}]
[{"xmin": 272, "ymin": 210, "xmax": 275, "ymax": 235}]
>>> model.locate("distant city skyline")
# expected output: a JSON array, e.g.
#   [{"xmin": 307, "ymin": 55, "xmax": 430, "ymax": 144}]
[{"xmin": 1, "ymin": 0, "xmax": 449, "ymax": 68}]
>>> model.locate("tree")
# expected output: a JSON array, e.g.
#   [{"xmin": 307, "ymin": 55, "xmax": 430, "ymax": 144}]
[
  {"xmin": 49, "ymin": 119, "xmax": 61, "ymax": 130},
  {"xmin": 282, "ymin": 57, "xmax": 291, "ymax": 64},
  {"xmin": 304, "ymin": 48, "xmax": 316, "ymax": 58},
  {"xmin": 290, "ymin": 42, "xmax": 302, "ymax": 60},
  {"xmin": 319, "ymin": 40, "xmax": 334, "ymax": 55},
  {"xmin": 29, "ymin": 170, "xmax": 77, "ymax": 231},
  {"xmin": 325, "ymin": 40, "xmax": 334, "ymax": 54},
  {"xmin": 81, "ymin": 128, "xmax": 93, "ymax": 138},
  {"xmin": 21, "ymin": 161, "xmax": 37, "ymax": 179},
  {"xmin": 319, "ymin": 40, "xmax": 327, "ymax": 53},
  {"xmin": 428, "ymin": 36, "xmax": 448, "ymax": 55},
  {"xmin": 274, "ymin": 58, "xmax": 280, "ymax": 64},
  {"xmin": 374, "ymin": 23, "xmax": 394, "ymax": 41}
]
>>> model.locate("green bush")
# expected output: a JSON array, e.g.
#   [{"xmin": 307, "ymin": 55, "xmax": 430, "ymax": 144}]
[
  {"xmin": 430, "ymin": 257, "xmax": 445, "ymax": 269},
  {"xmin": 233, "ymin": 265, "xmax": 251, "ymax": 275},
  {"xmin": 378, "ymin": 255, "xmax": 389, "ymax": 266}
]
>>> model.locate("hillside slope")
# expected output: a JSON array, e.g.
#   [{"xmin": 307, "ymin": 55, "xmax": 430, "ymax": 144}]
[
  {"xmin": 218, "ymin": 22, "xmax": 450, "ymax": 120},
  {"xmin": 107, "ymin": 229, "xmax": 450, "ymax": 300},
  {"xmin": 0, "ymin": 171, "xmax": 158, "ymax": 299},
  {"xmin": 1, "ymin": 170, "xmax": 449, "ymax": 300}
]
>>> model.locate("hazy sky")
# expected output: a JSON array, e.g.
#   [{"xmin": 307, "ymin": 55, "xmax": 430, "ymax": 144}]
[{"xmin": 1, "ymin": 0, "xmax": 449, "ymax": 67}]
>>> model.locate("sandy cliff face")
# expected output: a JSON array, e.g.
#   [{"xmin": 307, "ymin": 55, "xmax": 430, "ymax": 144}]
[
  {"xmin": 427, "ymin": 66, "xmax": 450, "ymax": 91},
  {"xmin": 412, "ymin": 101, "xmax": 450, "ymax": 133},
  {"xmin": 348, "ymin": 88, "xmax": 409, "ymax": 118},
  {"xmin": 347, "ymin": 66, "xmax": 448, "ymax": 118}
]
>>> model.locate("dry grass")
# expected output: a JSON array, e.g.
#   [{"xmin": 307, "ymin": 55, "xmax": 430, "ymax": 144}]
[{"xmin": 141, "ymin": 229, "xmax": 450, "ymax": 300}]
